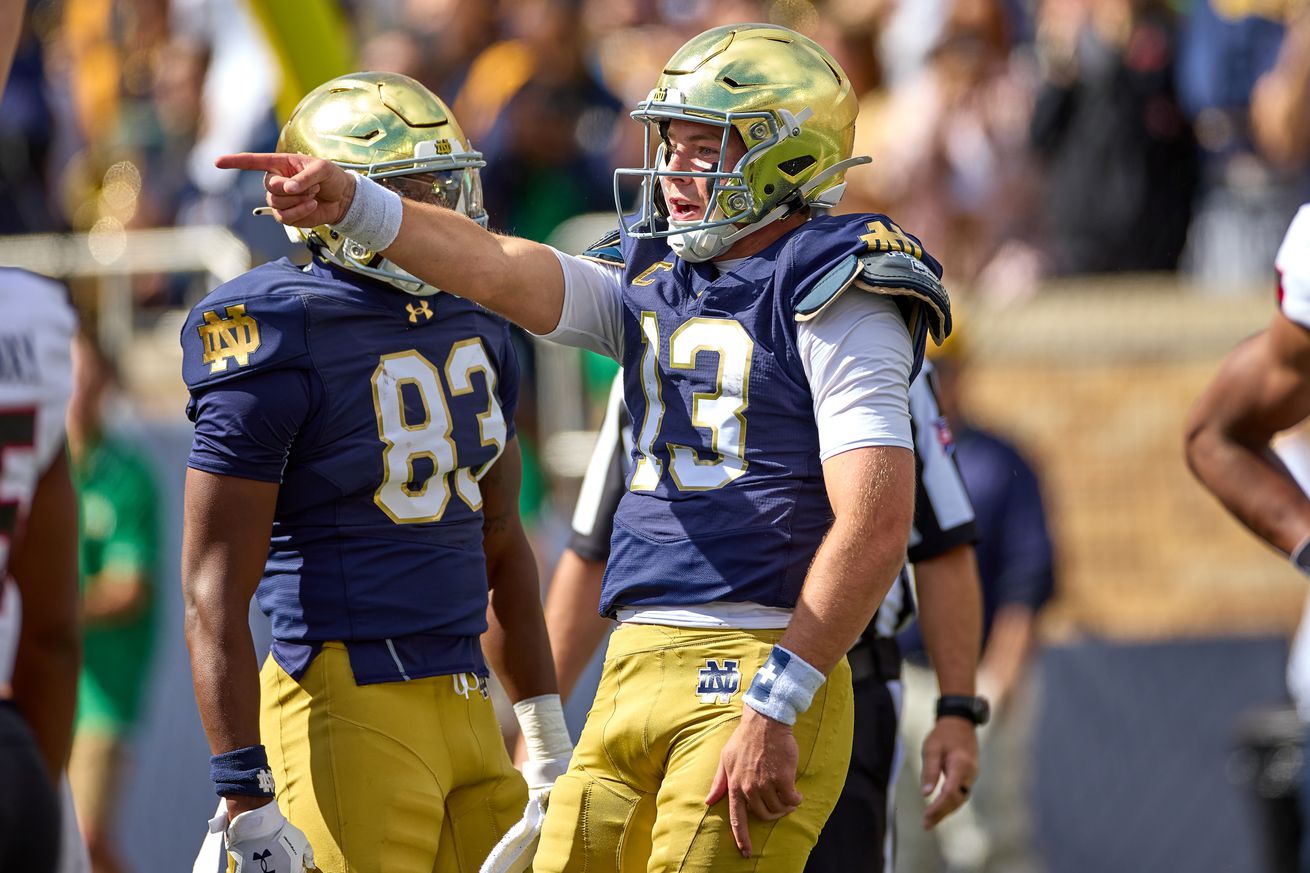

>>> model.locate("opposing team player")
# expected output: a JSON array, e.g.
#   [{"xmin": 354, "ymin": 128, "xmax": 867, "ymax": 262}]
[
  {"xmin": 1186, "ymin": 204, "xmax": 1310, "ymax": 566},
  {"xmin": 223, "ymin": 25, "xmax": 951, "ymax": 870},
  {"xmin": 181, "ymin": 73, "xmax": 569, "ymax": 873},
  {"xmin": 0, "ymin": 268, "xmax": 80, "ymax": 869}
]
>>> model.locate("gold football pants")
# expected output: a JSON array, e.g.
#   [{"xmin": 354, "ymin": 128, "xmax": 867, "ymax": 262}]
[
  {"xmin": 534, "ymin": 624, "xmax": 854, "ymax": 873},
  {"xmin": 259, "ymin": 643, "xmax": 527, "ymax": 873}
]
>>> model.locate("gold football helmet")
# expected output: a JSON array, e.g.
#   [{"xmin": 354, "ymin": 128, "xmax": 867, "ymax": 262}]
[
  {"xmin": 614, "ymin": 24, "xmax": 869, "ymax": 262},
  {"xmin": 277, "ymin": 71, "xmax": 486, "ymax": 294}
]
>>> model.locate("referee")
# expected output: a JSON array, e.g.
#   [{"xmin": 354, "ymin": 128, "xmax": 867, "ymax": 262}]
[{"xmin": 544, "ymin": 364, "xmax": 986, "ymax": 872}]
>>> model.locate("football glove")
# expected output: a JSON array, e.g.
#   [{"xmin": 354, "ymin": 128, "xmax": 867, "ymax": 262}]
[
  {"xmin": 192, "ymin": 802, "xmax": 226, "ymax": 873},
  {"xmin": 478, "ymin": 793, "xmax": 546, "ymax": 873},
  {"xmin": 197, "ymin": 800, "xmax": 316, "ymax": 873},
  {"xmin": 479, "ymin": 694, "xmax": 572, "ymax": 873}
]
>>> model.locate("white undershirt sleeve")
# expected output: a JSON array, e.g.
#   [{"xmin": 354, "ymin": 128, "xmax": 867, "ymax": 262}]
[
  {"xmin": 798, "ymin": 289, "xmax": 914, "ymax": 460},
  {"xmin": 539, "ymin": 250, "xmax": 625, "ymax": 361},
  {"xmin": 1277, "ymin": 204, "xmax": 1310, "ymax": 329}
]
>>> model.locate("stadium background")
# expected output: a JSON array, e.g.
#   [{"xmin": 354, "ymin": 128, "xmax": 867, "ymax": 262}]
[{"xmin": 4, "ymin": 0, "xmax": 1309, "ymax": 870}]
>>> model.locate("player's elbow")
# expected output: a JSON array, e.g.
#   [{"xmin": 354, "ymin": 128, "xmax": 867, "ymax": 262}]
[
  {"xmin": 1183, "ymin": 406, "xmax": 1230, "ymax": 485},
  {"xmin": 19, "ymin": 616, "xmax": 80, "ymax": 666},
  {"xmin": 181, "ymin": 572, "xmax": 241, "ymax": 652},
  {"xmin": 1182, "ymin": 417, "xmax": 1210, "ymax": 481},
  {"xmin": 831, "ymin": 502, "xmax": 914, "ymax": 582}
]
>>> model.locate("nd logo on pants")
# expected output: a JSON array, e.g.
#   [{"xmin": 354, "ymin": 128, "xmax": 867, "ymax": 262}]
[{"xmin": 534, "ymin": 625, "xmax": 854, "ymax": 873}]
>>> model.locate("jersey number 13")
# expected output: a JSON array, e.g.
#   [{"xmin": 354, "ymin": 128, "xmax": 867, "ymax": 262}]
[{"xmin": 631, "ymin": 313, "xmax": 754, "ymax": 492}]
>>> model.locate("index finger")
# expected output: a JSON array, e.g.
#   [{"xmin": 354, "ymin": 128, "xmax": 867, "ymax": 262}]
[
  {"xmin": 728, "ymin": 788, "xmax": 753, "ymax": 858},
  {"xmin": 215, "ymin": 152, "xmax": 288, "ymax": 173}
]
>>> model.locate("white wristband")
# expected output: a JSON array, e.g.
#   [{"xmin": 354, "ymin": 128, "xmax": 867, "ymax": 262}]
[
  {"xmin": 512, "ymin": 693, "xmax": 572, "ymax": 761},
  {"xmin": 331, "ymin": 171, "xmax": 403, "ymax": 252},
  {"xmin": 743, "ymin": 645, "xmax": 825, "ymax": 726}
]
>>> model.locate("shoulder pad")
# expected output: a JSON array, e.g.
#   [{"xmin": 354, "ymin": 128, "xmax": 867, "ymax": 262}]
[
  {"xmin": 793, "ymin": 255, "xmax": 862, "ymax": 322},
  {"xmin": 579, "ymin": 228, "xmax": 624, "ymax": 267},
  {"xmin": 180, "ymin": 271, "xmax": 312, "ymax": 393},
  {"xmin": 854, "ymin": 251, "xmax": 952, "ymax": 344}
]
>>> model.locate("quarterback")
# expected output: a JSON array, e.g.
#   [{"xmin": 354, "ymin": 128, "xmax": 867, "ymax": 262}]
[
  {"xmin": 224, "ymin": 25, "xmax": 951, "ymax": 871},
  {"xmin": 182, "ymin": 73, "xmax": 569, "ymax": 873}
]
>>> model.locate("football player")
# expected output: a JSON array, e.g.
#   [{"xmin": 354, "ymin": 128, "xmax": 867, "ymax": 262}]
[
  {"xmin": 222, "ymin": 25, "xmax": 951, "ymax": 870},
  {"xmin": 1186, "ymin": 205, "xmax": 1310, "ymax": 568},
  {"xmin": 181, "ymin": 73, "xmax": 569, "ymax": 873},
  {"xmin": 549, "ymin": 366, "xmax": 984, "ymax": 873},
  {"xmin": 0, "ymin": 268, "xmax": 81, "ymax": 869}
]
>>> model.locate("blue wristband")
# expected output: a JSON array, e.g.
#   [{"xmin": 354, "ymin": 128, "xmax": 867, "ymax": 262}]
[
  {"xmin": 743, "ymin": 645, "xmax": 825, "ymax": 726},
  {"xmin": 210, "ymin": 744, "xmax": 276, "ymax": 797}
]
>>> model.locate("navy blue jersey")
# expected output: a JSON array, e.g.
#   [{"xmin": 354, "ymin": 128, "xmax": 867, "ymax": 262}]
[
  {"xmin": 181, "ymin": 258, "xmax": 519, "ymax": 684},
  {"xmin": 599, "ymin": 213, "xmax": 944, "ymax": 617}
]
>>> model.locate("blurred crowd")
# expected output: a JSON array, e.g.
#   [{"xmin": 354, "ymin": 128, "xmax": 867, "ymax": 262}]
[
  {"xmin": 5, "ymin": 0, "xmax": 1310, "ymax": 534},
  {"xmin": 5, "ymin": 0, "xmax": 1310, "ymax": 307}
]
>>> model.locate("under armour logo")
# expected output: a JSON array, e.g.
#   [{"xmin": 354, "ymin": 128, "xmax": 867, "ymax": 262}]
[
  {"xmin": 757, "ymin": 663, "xmax": 779, "ymax": 685},
  {"xmin": 406, "ymin": 301, "xmax": 433, "ymax": 323},
  {"xmin": 253, "ymin": 848, "xmax": 275, "ymax": 873},
  {"xmin": 256, "ymin": 768, "xmax": 275, "ymax": 794}
]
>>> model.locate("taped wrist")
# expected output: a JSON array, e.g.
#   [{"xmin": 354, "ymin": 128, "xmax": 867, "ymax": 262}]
[
  {"xmin": 744, "ymin": 645, "xmax": 825, "ymax": 726},
  {"xmin": 210, "ymin": 744, "xmax": 275, "ymax": 797},
  {"xmin": 331, "ymin": 171, "xmax": 403, "ymax": 252},
  {"xmin": 513, "ymin": 693, "xmax": 572, "ymax": 761}
]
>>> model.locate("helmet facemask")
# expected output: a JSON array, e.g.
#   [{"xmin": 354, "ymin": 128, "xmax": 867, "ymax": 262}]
[
  {"xmin": 615, "ymin": 90, "xmax": 811, "ymax": 262},
  {"xmin": 612, "ymin": 25, "xmax": 872, "ymax": 263}
]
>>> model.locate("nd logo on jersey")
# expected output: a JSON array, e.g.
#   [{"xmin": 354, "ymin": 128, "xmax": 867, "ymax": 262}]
[
  {"xmin": 198, "ymin": 304, "xmax": 261, "ymax": 373},
  {"xmin": 696, "ymin": 659, "xmax": 741, "ymax": 704}
]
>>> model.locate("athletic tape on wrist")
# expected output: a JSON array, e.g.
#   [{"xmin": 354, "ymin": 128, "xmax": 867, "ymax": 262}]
[
  {"xmin": 744, "ymin": 645, "xmax": 825, "ymax": 726},
  {"xmin": 331, "ymin": 171, "xmax": 403, "ymax": 252},
  {"xmin": 210, "ymin": 744, "xmax": 276, "ymax": 798},
  {"xmin": 513, "ymin": 693, "xmax": 572, "ymax": 761}
]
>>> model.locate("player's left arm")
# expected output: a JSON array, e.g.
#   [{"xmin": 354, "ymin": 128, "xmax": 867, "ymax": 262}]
[
  {"xmin": 481, "ymin": 436, "xmax": 557, "ymax": 704},
  {"xmin": 479, "ymin": 437, "xmax": 573, "ymax": 795},
  {"xmin": 1185, "ymin": 309, "xmax": 1310, "ymax": 557},
  {"xmin": 782, "ymin": 445, "xmax": 916, "ymax": 671},
  {"xmin": 707, "ymin": 443, "xmax": 915, "ymax": 857}
]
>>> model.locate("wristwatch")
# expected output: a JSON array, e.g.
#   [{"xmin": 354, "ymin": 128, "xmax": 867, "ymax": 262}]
[{"xmin": 936, "ymin": 695, "xmax": 990, "ymax": 726}]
